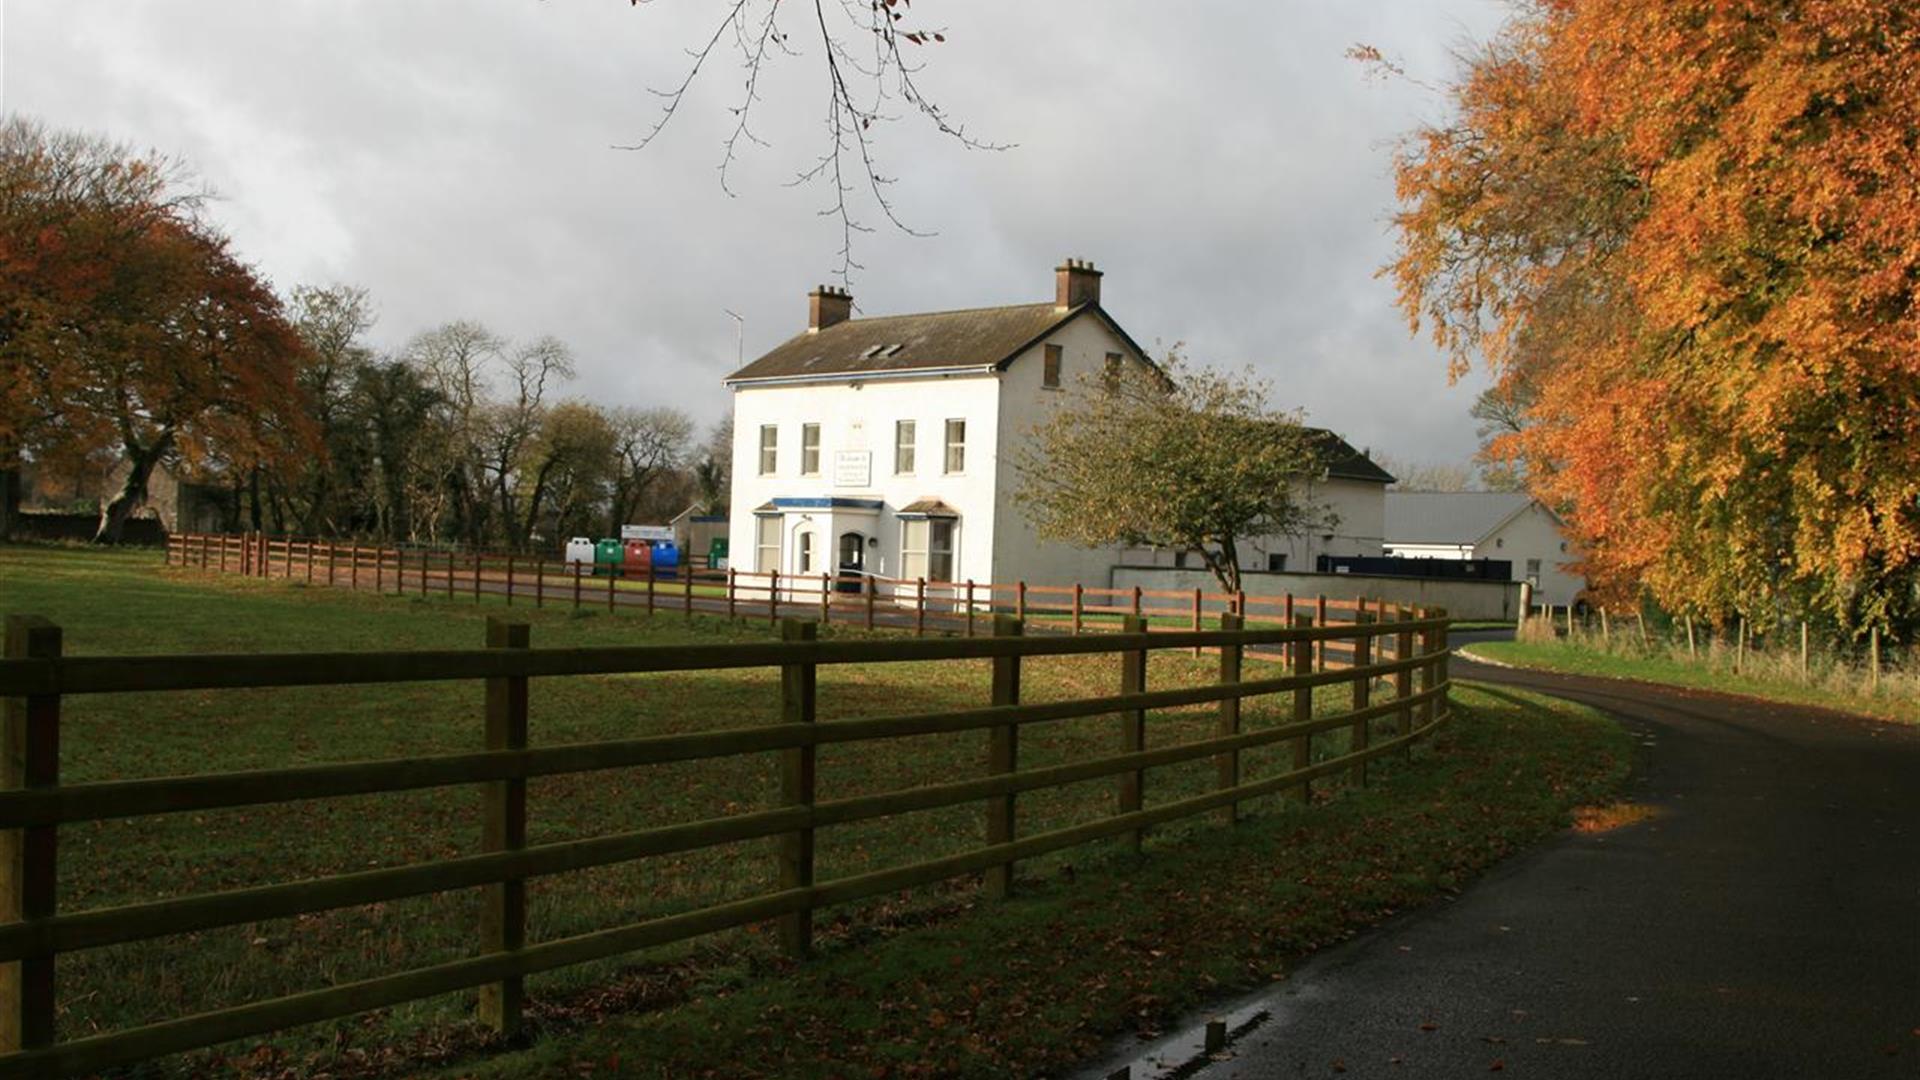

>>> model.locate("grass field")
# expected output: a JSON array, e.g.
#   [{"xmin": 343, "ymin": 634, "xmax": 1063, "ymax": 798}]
[
  {"xmin": 0, "ymin": 544, "xmax": 1630, "ymax": 1078},
  {"xmin": 1468, "ymin": 637, "xmax": 1920, "ymax": 726}
]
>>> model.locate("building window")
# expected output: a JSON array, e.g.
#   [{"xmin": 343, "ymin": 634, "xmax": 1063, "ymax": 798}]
[
  {"xmin": 797, "ymin": 531, "xmax": 813, "ymax": 573},
  {"xmin": 756, "ymin": 514, "xmax": 780, "ymax": 572},
  {"xmin": 1104, "ymin": 351, "xmax": 1123, "ymax": 389},
  {"xmin": 1526, "ymin": 558, "xmax": 1541, "ymax": 582},
  {"xmin": 901, "ymin": 517, "xmax": 957, "ymax": 582},
  {"xmin": 1173, "ymin": 550, "xmax": 1188, "ymax": 569},
  {"xmin": 1043, "ymin": 344, "xmax": 1063, "ymax": 388},
  {"xmin": 800, "ymin": 423, "xmax": 821, "ymax": 476},
  {"xmin": 894, "ymin": 420, "xmax": 916, "ymax": 475},
  {"xmin": 758, "ymin": 425, "xmax": 777, "ymax": 475},
  {"xmin": 944, "ymin": 419, "xmax": 966, "ymax": 474},
  {"xmin": 1266, "ymin": 553, "xmax": 1288, "ymax": 572}
]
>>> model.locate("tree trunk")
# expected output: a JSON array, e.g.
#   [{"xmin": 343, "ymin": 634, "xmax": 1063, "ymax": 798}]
[
  {"xmin": 1196, "ymin": 538, "xmax": 1242, "ymax": 596},
  {"xmin": 0, "ymin": 463, "xmax": 19, "ymax": 541},
  {"xmin": 247, "ymin": 467, "xmax": 265, "ymax": 532},
  {"xmin": 94, "ymin": 436, "xmax": 174, "ymax": 544}
]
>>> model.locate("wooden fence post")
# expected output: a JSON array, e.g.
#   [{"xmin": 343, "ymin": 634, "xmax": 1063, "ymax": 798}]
[
  {"xmin": 1415, "ymin": 615, "xmax": 1435, "ymax": 734},
  {"xmin": 1072, "ymin": 583, "xmax": 1083, "ymax": 634},
  {"xmin": 778, "ymin": 619, "xmax": 818, "ymax": 956},
  {"xmin": 1350, "ymin": 612, "xmax": 1373, "ymax": 788},
  {"xmin": 1870, "ymin": 625, "xmax": 1881, "ymax": 693},
  {"xmin": 2, "ymin": 616, "xmax": 60, "ymax": 1053},
  {"xmin": 473, "ymin": 553, "xmax": 482, "ymax": 604},
  {"xmin": 1395, "ymin": 619, "xmax": 1415, "ymax": 742},
  {"xmin": 916, "ymin": 578, "xmax": 927, "ymax": 637},
  {"xmin": 726, "ymin": 569, "xmax": 736, "ymax": 620},
  {"xmin": 864, "ymin": 578, "xmax": 876, "ymax": 630},
  {"xmin": 1800, "ymin": 619, "xmax": 1809, "ymax": 682},
  {"xmin": 1736, "ymin": 615, "xmax": 1746, "ymax": 674},
  {"xmin": 1517, "ymin": 580, "xmax": 1533, "ymax": 625},
  {"xmin": 965, "ymin": 581, "xmax": 976, "ymax": 637},
  {"xmin": 607, "ymin": 561, "xmax": 617, "ymax": 614},
  {"xmin": 419, "ymin": 551, "xmax": 428, "ymax": 599},
  {"xmin": 374, "ymin": 545, "xmax": 384, "ymax": 594},
  {"xmin": 304, "ymin": 541, "xmax": 315, "ymax": 584},
  {"xmin": 536, "ymin": 560, "xmax": 545, "ymax": 608},
  {"xmin": 1118, "ymin": 614, "xmax": 1149, "ymax": 852},
  {"xmin": 285, "ymin": 536, "xmax": 295, "ymax": 580},
  {"xmin": 1191, "ymin": 587, "xmax": 1204, "ymax": 659},
  {"xmin": 1217, "ymin": 612, "xmax": 1244, "ymax": 824},
  {"xmin": 349, "ymin": 543, "xmax": 359, "ymax": 590},
  {"xmin": 478, "ymin": 616, "xmax": 529, "ymax": 1036},
  {"xmin": 1433, "ymin": 608, "xmax": 1451, "ymax": 724},
  {"xmin": 985, "ymin": 615, "xmax": 1023, "ymax": 899},
  {"xmin": 504, "ymin": 556, "xmax": 515, "ymax": 607},
  {"xmin": 326, "ymin": 541, "xmax": 336, "ymax": 587},
  {"xmin": 820, "ymin": 572, "xmax": 831, "ymax": 625},
  {"xmin": 769, "ymin": 570, "xmax": 780, "ymax": 626},
  {"xmin": 1291, "ymin": 613, "xmax": 1313, "ymax": 804},
  {"xmin": 1315, "ymin": 595, "xmax": 1328, "ymax": 671},
  {"xmin": 1016, "ymin": 580, "xmax": 1028, "ymax": 623},
  {"xmin": 683, "ymin": 565, "xmax": 693, "ymax": 618},
  {"xmin": 1131, "ymin": 584, "xmax": 1143, "ymax": 617}
]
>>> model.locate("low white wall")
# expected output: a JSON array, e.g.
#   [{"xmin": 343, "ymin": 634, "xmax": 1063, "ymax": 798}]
[{"xmin": 1109, "ymin": 566, "xmax": 1521, "ymax": 622}]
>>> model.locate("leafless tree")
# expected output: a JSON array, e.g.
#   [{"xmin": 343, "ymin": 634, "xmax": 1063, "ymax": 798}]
[{"xmin": 619, "ymin": 0, "xmax": 1004, "ymax": 279}]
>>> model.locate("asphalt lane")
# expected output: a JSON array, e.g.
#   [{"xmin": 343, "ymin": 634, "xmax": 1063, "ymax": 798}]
[{"xmin": 1087, "ymin": 659, "xmax": 1920, "ymax": 1080}]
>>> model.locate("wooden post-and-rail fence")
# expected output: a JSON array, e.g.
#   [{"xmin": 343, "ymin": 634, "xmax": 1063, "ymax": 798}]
[
  {"xmin": 165, "ymin": 532, "xmax": 1417, "ymax": 661},
  {"xmin": 0, "ymin": 606, "xmax": 1451, "ymax": 1078}
]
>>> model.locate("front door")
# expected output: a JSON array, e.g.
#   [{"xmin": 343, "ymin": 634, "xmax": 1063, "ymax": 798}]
[{"xmin": 837, "ymin": 531, "xmax": 866, "ymax": 593}]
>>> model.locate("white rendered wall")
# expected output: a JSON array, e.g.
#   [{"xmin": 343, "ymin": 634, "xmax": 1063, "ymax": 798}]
[
  {"xmin": 727, "ymin": 373, "xmax": 1002, "ymax": 586},
  {"xmin": 991, "ymin": 314, "xmax": 1151, "ymax": 589},
  {"xmin": 1478, "ymin": 503, "xmax": 1584, "ymax": 607}
]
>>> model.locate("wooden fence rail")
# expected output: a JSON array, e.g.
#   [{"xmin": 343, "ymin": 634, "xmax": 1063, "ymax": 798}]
[
  {"xmin": 165, "ymin": 533, "xmax": 1390, "ymax": 664},
  {"xmin": 0, "ymin": 598, "xmax": 1450, "ymax": 1078}
]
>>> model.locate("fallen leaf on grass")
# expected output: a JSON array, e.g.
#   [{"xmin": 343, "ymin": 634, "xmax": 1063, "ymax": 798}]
[{"xmin": 1419, "ymin": 1021, "xmax": 1439, "ymax": 1032}]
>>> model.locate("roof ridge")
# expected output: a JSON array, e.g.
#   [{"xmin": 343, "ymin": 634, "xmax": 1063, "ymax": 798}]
[{"xmin": 831, "ymin": 300, "xmax": 1067, "ymax": 323}]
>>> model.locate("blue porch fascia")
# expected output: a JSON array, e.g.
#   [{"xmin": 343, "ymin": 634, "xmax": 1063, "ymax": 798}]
[{"xmin": 768, "ymin": 497, "xmax": 885, "ymax": 511}]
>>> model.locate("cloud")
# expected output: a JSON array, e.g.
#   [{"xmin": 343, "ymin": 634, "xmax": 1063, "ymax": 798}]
[{"xmin": 4, "ymin": 0, "xmax": 1508, "ymax": 463}]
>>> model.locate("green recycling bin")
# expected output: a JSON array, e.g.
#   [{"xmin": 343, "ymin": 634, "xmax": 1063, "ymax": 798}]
[
  {"xmin": 708, "ymin": 537, "xmax": 729, "ymax": 571},
  {"xmin": 593, "ymin": 538, "xmax": 624, "ymax": 578}
]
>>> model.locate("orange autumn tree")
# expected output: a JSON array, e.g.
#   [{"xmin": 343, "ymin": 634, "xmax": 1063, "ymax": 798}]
[
  {"xmin": 1385, "ymin": 1, "xmax": 1920, "ymax": 642},
  {"xmin": 0, "ymin": 117, "xmax": 314, "ymax": 542}
]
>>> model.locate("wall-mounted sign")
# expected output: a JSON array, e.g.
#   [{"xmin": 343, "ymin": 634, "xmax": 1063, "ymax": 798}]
[
  {"xmin": 620, "ymin": 524, "xmax": 674, "ymax": 542},
  {"xmin": 833, "ymin": 450, "xmax": 872, "ymax": 488}
]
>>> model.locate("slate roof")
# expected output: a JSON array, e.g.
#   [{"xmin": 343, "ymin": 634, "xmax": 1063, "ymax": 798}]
[
  {"xmin": 725, "ymin": 302, "xmax": 1150, "ymax": 383},
  {"xmin": 1384, "ymin": 492, "xmax": 1535, "ymax": 544},
  {"xmin": 1312, "ymin": 430, "xmax": 1396, "ymax": 485}
]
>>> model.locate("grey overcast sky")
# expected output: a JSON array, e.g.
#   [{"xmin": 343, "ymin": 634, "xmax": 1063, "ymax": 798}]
[{"xmin": 2, "ymin": 1, "xmax": 1507, "ymax": 465}]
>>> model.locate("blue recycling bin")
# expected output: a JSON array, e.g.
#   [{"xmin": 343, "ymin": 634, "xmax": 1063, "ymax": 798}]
[{"xmin": 649, "ymin": 540, "xmax": 680, "ymax": 578}]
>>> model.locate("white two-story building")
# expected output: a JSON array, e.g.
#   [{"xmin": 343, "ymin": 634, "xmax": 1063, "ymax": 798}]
[{"xmin": 724, "ymin": 259, "xmax": 1390, "ymax": 592}]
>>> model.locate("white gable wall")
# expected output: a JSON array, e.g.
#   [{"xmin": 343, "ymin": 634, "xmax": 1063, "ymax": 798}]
[
  {"xmin": 991, "ymin": 313, "xmax": 1152, "ymax": 588},
  {"xmin": 1478, "ymin": 502, "xmax": 1582, "ymax": 607}
]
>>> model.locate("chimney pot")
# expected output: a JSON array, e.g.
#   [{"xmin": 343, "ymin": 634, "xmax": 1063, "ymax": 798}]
[
  {"xmin": 808, "ymin": 285, "xmax": 853, "ymax": 331},
  {"xmin": 1056, "ymin": 257, "xmax": 1103, "ymax": 309}
]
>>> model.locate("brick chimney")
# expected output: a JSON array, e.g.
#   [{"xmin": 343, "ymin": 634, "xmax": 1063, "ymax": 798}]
[
  {"xmin": 1055, "ymin": 258, "xmax": 1102, "ymax": 310},
  {"xmin": 808, "ymin": 285, "xmax": 852, "ymax": 332}
]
